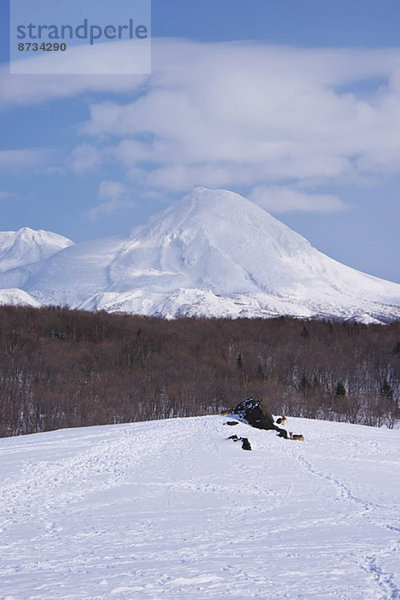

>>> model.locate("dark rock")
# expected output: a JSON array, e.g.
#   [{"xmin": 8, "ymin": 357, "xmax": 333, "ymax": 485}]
[
  {"xmin": 230, "ymin": 397, "xmax": 289, "ymax": 438},
  {"xmin": 225, "ymin": 421, "xmax": 239, "ymax": 426},
  {"xmin": 241, "ymin": 437, "xmax": 252, "ymax": 451},
  {"xmin": 227, "ymin": 434, "xmax": 252, "ymax": 450},
  {"xmin": 230, "ymin": 397, "xmax": 275, "ymax": 430},
  {"xmin": 276, "ymin": 429, "xmax": 288, "ymax": 439}
]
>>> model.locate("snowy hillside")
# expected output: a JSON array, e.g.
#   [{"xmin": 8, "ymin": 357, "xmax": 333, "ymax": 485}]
[
  {"xmin": 0, "ymin": 415, "xmax": 399, "ymax": 599},
  {"xmin": 0, "ymin": 227, "xmax": 73, "ymax": 272},
  {"xmin": 0, "ymin": 287, "xmax": 41, "ymax": 307},
  {"xmin": 1, "ymin": 188, "xmax": 400, "ymax": 322}
]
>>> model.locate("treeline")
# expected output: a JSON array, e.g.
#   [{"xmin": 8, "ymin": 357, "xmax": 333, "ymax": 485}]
[{"xmin": 0, "ymin": 305, "xmax": 399, "ymax": 437}]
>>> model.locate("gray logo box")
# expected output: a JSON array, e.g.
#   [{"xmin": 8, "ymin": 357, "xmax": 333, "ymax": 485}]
[{"xmin": 10, "ymin": 0, "xmax": 151, "ymax": 75}]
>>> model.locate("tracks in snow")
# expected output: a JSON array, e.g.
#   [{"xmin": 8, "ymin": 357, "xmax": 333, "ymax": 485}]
[
  {"xmin": 293, "ymin": 450, "xmax": 400, "ymax": 600},
  {"xmin": 0, "ymin": 420, "xmax": 201, "ymax": 531},
  {"xmin": 1, "ymin": 416, "xmax": 400, "ymax": 600}
]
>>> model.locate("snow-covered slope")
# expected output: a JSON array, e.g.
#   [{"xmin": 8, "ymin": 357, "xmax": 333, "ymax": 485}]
[
  {"xmin": 1, "ymin": 188, "xmax": 400, "ymax": 322},
  {"xmin": 0, "ymin": 287, "xmax": 41, "ymax": 307},
  {"xmin": 0, "ymin": 227, "xmax": 73, "ymax": 272},
  {"xmin": 0, "ymin": 415, "xmax": 399, "ymax": 599}
]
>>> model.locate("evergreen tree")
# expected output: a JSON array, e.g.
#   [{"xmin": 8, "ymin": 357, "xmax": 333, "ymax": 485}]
[
  {"xmin": 392, "ymin": 342, "xmax": 400, "ymax": 356},
  {"xmin": 380, "ymin": 380, "xmax": 394, "ymax": 400},
  {"xmin": 335, "ymin": 382, "xmax": 346, "ymax": 397},
  {"xmin": 256, "ymin": 364, "xmax": 265, "ymax": 379},
  {"xmin": 300, "ymin": 373, "xmax": 309, "ymax": 390}
]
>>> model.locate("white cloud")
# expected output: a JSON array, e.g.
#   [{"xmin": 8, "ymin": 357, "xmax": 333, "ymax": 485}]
[
  {"xmin": 5, "ymin": 40, "xmax": 400, "ymax": 199},
  {"xmin": 0, "ymin": 149, "xmax": 53, "ymax": 171},
  {"xmin": 0, "ymin": 190, "xmax": 12, "ymax": 201},
  {"xmin": 79, "ymin": 40, "xmax": 400, "ymax": 194},
  {"xmin": 87, "ymin": 180, "xmax": 133, "ymax": 220},
  {"xmin": 249, "ymin": 186, "xmax": 346, "ymax": 213},
  {"xmin": 68, "ymin": 143, "xmax": 105, "ymax": 174},
  {"xmin": 0, "ymin": 44, "xmax": 148, "ymax": 108},
  {"xmin": 9, "ymin": 39, "xmax": 150, "ymax": 76}
]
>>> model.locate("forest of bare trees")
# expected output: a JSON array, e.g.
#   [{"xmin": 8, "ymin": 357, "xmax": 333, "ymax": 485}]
[{"xmin": 0, "ymin": 305, "xmax": 399, "ymax": 437}]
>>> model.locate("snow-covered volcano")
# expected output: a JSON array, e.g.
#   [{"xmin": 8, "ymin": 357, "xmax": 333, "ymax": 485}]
[{"xmin": 1, "ymin": 187, "xmax": 400, "ymax": 322}]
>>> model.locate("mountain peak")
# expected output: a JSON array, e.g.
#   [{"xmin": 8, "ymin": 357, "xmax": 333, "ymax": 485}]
[
  {"xmin": 179, "ymin": 186, "xmax": 271, "ymax": 218},
  {"xmin": 0, "ymin": 188, "xmax": 400, "ymax": 323},
  {"xmin": 140, "ymin": 187, "xmax": 309, "ymax": 251},
  {"xmin": 188, "ymin": 186, "xmax": 252, "ymax": 206},
  {"xmin": 0, "ymin": 227, "xmax": 74, "ymax": 272},
  {"xmin": 17, "ymin": 226, "xmax": 35, "ymax": 235}
]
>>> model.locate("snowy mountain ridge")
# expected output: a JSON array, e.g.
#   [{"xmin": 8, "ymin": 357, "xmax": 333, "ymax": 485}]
[
  {"xmin": 1, "ymin": 187, "xmax": 400, "ymax": 323},
  {"xmin": 0, "ymin": 227, "xmax": 73, "ymax": 272}
]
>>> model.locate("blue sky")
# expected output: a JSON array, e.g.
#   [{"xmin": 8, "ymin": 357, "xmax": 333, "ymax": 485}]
[{"xmin": 1, "ymin": 0, "xmax": 400, "ymax": 282}]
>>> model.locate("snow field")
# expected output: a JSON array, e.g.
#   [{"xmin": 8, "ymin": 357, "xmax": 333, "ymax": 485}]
[{"xmin": 0, "ymin": 415, "xmax": 399, "ymax": 599}]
